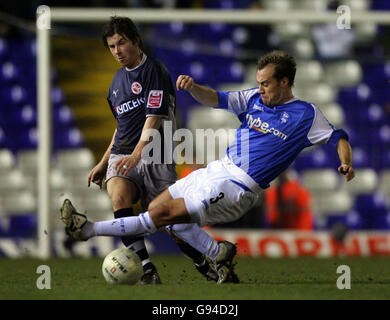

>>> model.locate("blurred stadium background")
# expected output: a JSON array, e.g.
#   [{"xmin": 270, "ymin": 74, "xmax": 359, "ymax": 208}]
[{"xmin": 0, "ymin": 0, "xmax": 390, "ymax": 260}]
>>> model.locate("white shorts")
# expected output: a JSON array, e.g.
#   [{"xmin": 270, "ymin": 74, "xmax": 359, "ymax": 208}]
[{"xmin": 168, "ymin": 157, "xmax": 262, "ymax": 226}]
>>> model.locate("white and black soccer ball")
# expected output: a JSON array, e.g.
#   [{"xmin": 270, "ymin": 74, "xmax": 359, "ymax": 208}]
[{"xmin": 102, "ymin": 248, "xmax": 143, "ymax": 285}]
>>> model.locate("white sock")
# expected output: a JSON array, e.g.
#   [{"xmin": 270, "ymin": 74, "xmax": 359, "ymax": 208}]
[
  {"xmin": 168, "ymin": 223, "xmax": 220, "ymax": 260},
  {"xmin": 93, "ymin": 212, "xmax": 157, "ymax": 237}
]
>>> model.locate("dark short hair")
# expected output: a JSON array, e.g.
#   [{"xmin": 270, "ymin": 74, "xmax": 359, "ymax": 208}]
[
  {"xmin": 102, "ymin": 16, "xmax": 143, "ymax": 50},
  {"xmin": 257, "ymin": 51, "xmax": 296, "ymax": 87}
]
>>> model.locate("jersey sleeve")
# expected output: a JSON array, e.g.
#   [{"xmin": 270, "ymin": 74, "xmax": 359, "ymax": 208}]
[
  {"xmin": 307, "ymin": 104, "xmax": 349, "ymax": 147},
  {"xmin": 144, "ymin": 62, "xmax": 173, "ymax": 118},
  {"xmin": 106, "ymin": 86, "xmax": 117, "ymax": 119},
  {"xmin": 216, "ymin": 88, "xmax": 258, "ymax": 116}
]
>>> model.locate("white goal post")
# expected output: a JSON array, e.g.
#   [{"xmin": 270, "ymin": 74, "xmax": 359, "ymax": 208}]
[{"xmin": 36, "ymin": 7, "xmax": 390, "ymax": 259}]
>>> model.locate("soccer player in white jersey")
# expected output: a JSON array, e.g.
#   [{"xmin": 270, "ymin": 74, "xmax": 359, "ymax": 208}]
[{"xmin": 61, "ymin": 50, "xmax": 355, "ymax": 283}]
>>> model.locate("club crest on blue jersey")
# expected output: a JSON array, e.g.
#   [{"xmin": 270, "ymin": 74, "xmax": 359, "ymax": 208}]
[
  {"xmin": 131, "ymin": 82, "xmax": 142, "ymax": 94},
  {"xmin": 280, "ymin": 112, "xmax": 290, "ymax": 124}
]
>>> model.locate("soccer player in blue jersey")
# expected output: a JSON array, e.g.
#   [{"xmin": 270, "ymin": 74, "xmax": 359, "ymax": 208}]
[
  {"xmin": 61, "ymin": 50, "xmax": 355, "ymax": 283},
  {"xmin": 72, "ymin": 16, "xmax": 227, "ymax": 284}
]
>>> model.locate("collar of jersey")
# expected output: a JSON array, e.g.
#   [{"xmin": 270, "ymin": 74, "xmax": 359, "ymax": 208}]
[{"xmin": 125, "ymin": 53, "xmax": 147, "ymax": 72}]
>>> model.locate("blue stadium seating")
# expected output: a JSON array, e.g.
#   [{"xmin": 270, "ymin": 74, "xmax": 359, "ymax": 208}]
[
  {"xmin": 0, "ymin": 61, "xmax": 19, "ymax": 83},
  {"xmin": 54, "ymin": 127, "xmax": 84, "ymax": 150},
  {"xmin": 372, "ymin": 0, "xmax": 390, "ymax": 10},
  {"xmin": 7, "ymin": 215, "xmax": 37, "ymax": 237},
  {"xmin": 354, "ymin": 193, "xmax": 389, "ymax": 229}
]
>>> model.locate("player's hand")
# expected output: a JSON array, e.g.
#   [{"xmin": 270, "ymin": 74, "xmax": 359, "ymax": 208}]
[
  {"xmin": 176, "ymin": 75, "xmax": 194, "ymax": 91},
  {"xmin": 87, "ymin": 163, "xmax": 107, "ymax": 189},
  {"xmin": 115, "ymin": 154, "xmax": 140, "ymax": 176},
  {"xmin": 338, "ymin": 164, "xmax": 355, "ymax": 182}
]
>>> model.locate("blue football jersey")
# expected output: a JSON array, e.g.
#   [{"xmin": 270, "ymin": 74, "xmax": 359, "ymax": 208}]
[
  {"xmin": 217, "ymin": 88, "xmax": 348, "ymax": 189},
  {"xmin": 107, "ymin": 54, "xmax": 176, "ymax": 155}
]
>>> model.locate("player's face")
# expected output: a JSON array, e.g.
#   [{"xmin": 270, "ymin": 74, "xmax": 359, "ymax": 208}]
[
  {"xmin": 106, "ymin": 33, "xmax": 141, "ymax": 69},
  {"xmin": 257, "ymin": 64, "xmax": 285, "ymax": 107}
]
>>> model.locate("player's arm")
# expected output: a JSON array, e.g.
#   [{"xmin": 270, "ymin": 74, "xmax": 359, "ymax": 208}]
[
  {"xmin": 115, "ymin": 116, "xmax": 161, "ymax": 175},
  {"xmin": 176, "ymin": 75, "xmax": 218, "ymax": 106},
  {"xmin": 88, "ymin": 129, "xmax": 117, "ymax": 188},
  {"xmin": 336, "ymin": 138, "xmax": 355, "ymax": 182}
]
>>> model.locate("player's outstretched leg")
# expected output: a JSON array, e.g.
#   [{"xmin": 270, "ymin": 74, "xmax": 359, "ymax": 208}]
[
  {"xmin": 60, "ymin": 199, "xmax": 94, "ymax": 241},
  {"xmin": 214, "ymin": 241, "xmax": 240, "ymax": 284},
  {"xmin": 61, "ymin": 199, "xmax": 162, "ymax": 284}
]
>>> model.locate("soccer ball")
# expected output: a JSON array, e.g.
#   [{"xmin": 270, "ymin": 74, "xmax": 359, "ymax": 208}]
[{"xmin": 102, "ymin": 248, "xmax": 143, "ymax": 285}]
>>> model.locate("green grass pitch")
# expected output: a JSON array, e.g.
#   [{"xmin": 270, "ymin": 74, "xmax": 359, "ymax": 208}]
[{"xmin": 1, "ymin": 256, "xmax": 390, "ymax": 300}]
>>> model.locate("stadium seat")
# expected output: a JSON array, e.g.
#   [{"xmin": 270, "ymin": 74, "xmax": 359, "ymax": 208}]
[
  {"xmin": 54, "ymin": 127, "xmax": 84, "ymax": 150},
  {"xmin": 51, "ymin": 86, "xmax": 65, "ymax": 106},
  {"xmin": 345, "ymin": 210, "xmax": 367, "ymax": 230},
  {"xmin": 53, "ymin": 104, "xmax": 75, "ymax": 127},
  {"xmin": 293, "ymin": 83, "xmax": 335, "ymax": 105},
  {"xmin": 0, "ymin": 61, "xmax": 19, "ymax": 82},
  {"xmin": 354, "ymin": 193, "xmax": 389, "ymax": 229},
  {"xmin": 362, "ymin": 62, "xmax": 390, "ymax": 87},
  {"xmin": 295, "ymin": 60, "xmax": 323, "ymax": 84},
  {"xmin": 324, "ymin": 60, "xmax": 362, "ymax": 87},
  {"xmin": 1, "ymin": 85, "xmax": 28, "ymax": 105},
  {"xmin": 7, "ymin": 214, "xmax": 37, "ymax": 237},
  {"xmin": 232, "ymin": 26, "xmax": 249, "ymax": 46},
  {"xmin": 312, "ymin": 190, "xmax": 353, "ymax": 215},
  {"xmin": 352, "ymin": 147, "xmax": 372, "ymax": 168},
  {"xmin": 377, "ymin": 150, "xmax": 390, "ymax": 170},
  {"xmin": 13, "ymin": 127, "xmax": 38, "ymax": 150},
  {"xmin": 0, "ymin": 149, "xmax": 15, "ymax": 172},
  {"xmin": 363, "ymin": 103, "xmax": 385, "ymax": 126},
  {"xmin": 1, "ymin": 191, "xmax": 36, "ymax": 214},
  {"xmin": 50, "ymin": 168, "xmax": 67, "ymax": 192},
  {"xmin": 79, "ymin": 191, "xmax": 112, "ymax": 216},
  {"xmin": 376, "ymin": 125, "xmax": 390, "ymax": 145},
  {"xmin": 153, "ymin": 22, "xmax": 187, "ymax": 39},
  {"xmin": 64, "ymin": 169, "xmax": 98, "ymax": 192},
  {"xmin": 294, "ymin": 146, "xmax": 338, "ymax": 171},
  {"xmin": 188, "ymin": 105, "xmax": 241, "ymax": 132},
  {"xmin": 7, "ymin": 104, "xmax": 37, "ymax": 128},
  {"xmin": 301, "ymin": 169, "xmax": 340, "ymax": 192},
  {"xmin": 0, "ymin": 169, "xmax": 25, "ymax": 192},
  {"xmin": 337, "ymin": 84, "xmax": 372, "ymax": 107},
  {"xmin": 354, "ymin": 22, "xmax": 378, "ymax": 43},
  {"xmin": 55, "ymin": 148, "xmax": 95, "ymax": 172},
  {"xmin": 342, "ymin": 168, "xmax": 378, "ymax": 194},
  {"xmin": 320, "ymin": 103, "xmax": 345, "ymax": 128},
  {"xmin": 218, "ymin": 82, "xmax": 255, "ymax": 92},
  {"xmin": 292, "ymin": 38, "xmax": 315, "ymax": 59},
  {"xmin": 17, "ymin": 149, "xmax": 38, "ymax": 175}
]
